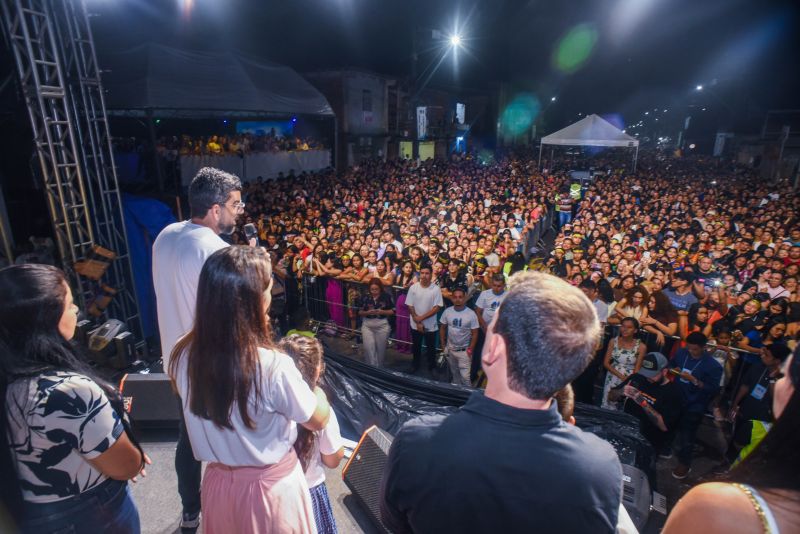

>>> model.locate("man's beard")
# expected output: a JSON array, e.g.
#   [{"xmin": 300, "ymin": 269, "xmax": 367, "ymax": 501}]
[{"xmin": 220, "ymin": 221, "xmax": 236, "ymax": 235}]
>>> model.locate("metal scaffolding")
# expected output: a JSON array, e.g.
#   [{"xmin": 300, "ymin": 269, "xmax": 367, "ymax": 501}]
[{"xmin": 0, "ymin": 0, "xmax": 144, "ymax": 346}]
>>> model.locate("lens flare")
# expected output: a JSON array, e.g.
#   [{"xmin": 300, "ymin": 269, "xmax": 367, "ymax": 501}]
[
  {"xmin": 553, "ymin": 24, "xmax": 598, "ymax": 73},
  {"xmin": 500, "ymin": 93, "xmax": 541, "ymax": 138}
]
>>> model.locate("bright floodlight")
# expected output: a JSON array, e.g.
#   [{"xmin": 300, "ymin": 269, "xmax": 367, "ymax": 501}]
[
  {"xmin": 551, "ymin": 96, "xmax": 557, "ymax": 102},
  {"xmin": 450, "ymin": 34, "xmax": 462, "ymax": 47},
  {"xmin": 696, "ymin": 85, "xmax": 703, "ymax": 91}
]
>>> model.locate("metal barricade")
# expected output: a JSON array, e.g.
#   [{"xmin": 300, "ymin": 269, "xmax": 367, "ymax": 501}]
[
  {"xmin": 301, "ymin": 274, "xmax": 413, "ymax": 349},
  {"xmin": 301, "ymin": 273, "xmax": 758, "ymax": 410}
]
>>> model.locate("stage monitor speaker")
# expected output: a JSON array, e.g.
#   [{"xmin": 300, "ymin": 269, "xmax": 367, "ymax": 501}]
[
  {"xmin": 119, "ymin": 372, "xmax": 181, "ymax": 429},
  {"xmin": 621, "ymin": 463, "xmax": 652, "ymax": 530},
  {"xmin": 341, "ymin": 426, "xmax": 394, "ymax": 533}
]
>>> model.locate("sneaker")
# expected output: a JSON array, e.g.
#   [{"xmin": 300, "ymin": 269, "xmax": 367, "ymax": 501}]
[
  {"xmin": 658, "ymin": 447, "xmax": 673, "ymax": 459},
  {"xmin": 711, "ymin": 461, "xmax": 731, "ymax": 475},
  {"xmin": 672, "ymin": 464, "xmax": 691, "ymax": 480},
  {"xmin": 180, "ymin": 511, "xmax": 200, "ymax": 529}
]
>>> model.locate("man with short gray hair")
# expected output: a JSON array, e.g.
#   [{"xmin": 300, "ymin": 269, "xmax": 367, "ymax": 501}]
[
  {"xmin": 152, "ymin": 166, "xmax": 242, "ymax": 529},
  {"xmin": 381, "ymin": 271, "xmax": 623, "ymax": 533}
]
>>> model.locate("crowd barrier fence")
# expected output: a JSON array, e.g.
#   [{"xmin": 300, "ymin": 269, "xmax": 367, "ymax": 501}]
[{"xmin": 300, "ymin": 272, "xmax": 757, "ymax": 410}]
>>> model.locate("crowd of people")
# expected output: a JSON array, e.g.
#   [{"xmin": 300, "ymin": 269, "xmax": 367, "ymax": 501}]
[
  {"xmin": 2, "ymin": 154, "xmax": 799, "ymax": 533},
  {"xmin": 169, "ymin": 132, "xmax": 324, "ymax": 157},
  {"xmin": 227, "ymin": 149, "xmax": 800, "ymax": 488},
  {"xmin": 230, "ymin": 150, "xmax": 800, "ymax": 483},
  {"xmin": 114, "ymin": 132, "xmax": 326, "ymax": 159}
]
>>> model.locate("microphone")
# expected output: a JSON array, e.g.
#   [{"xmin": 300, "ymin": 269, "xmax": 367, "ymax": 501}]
[{"xmin": 243, "ymin": 223, "xmax": 259, "ymax": 246}]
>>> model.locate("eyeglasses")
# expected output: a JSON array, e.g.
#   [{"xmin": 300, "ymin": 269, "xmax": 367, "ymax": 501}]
[{"xmin": 230, "ymin": 201, "xmax": 246, "ymax": 213}]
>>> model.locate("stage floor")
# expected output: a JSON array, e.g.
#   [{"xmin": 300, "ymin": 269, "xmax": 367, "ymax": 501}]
[
  {"xmin": 132, "ymin": 338, "xmax": 728, "ymax": 533},
  {"xmin": 132, "ymin": 414, "xmax": 726, "ymax": 534},
  {"xmin": 131, "ymin": 430, "xmax": 382, "ymax": 534}
]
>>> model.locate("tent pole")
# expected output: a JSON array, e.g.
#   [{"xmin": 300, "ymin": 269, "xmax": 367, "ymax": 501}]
[
  {"xmin": 633, "ymin": 146, "xmax": 639, "ymax": 172},
  {"xmin": 550, "ymin": 148, "xmax": 554, "ymax": 169},
  {"xmin": 538, "ymin": 143, "xmax": 543, "ymax": 170}
]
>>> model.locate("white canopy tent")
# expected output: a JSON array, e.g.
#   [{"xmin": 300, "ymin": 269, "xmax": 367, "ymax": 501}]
[{"xmin": 538, "ymin": 114, "xmax": 640, "ymax": 170}]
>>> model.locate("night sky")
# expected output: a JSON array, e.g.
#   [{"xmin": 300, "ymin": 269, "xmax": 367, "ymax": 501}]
[
  {"xmin": 89, "ymin": 0, "xmax": 800, "ymax": 130},
  {"xmin": 0, "ymin": 0, "xmax": 798, "ymax": 245}
]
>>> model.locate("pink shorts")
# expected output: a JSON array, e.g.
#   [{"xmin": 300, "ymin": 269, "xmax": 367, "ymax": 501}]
[{"xmin": 201, "ymin": 449, "xmax": 316, "ymax": 534}]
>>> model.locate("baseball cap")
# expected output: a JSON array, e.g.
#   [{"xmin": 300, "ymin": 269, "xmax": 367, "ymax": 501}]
[{"xmin": 638, "ymin": 352, "xmax": 668, "ymax": 379}]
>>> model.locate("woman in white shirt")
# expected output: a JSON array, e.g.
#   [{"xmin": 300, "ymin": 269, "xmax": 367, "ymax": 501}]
[{"xmin": 169, "ymin": 246, "xmax": 331, "ymax": 534}]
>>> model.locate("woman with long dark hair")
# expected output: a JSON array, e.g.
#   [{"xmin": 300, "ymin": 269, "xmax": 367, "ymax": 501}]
[
  {"xmin": 601, "ymin": 317, "xmax": 646, "ymax": 409},
  {"xmin": 0, "ymin": 264, "xmax": 146, "ymax": 533},
  {"xmin": 663, "ymin": 346, "xmax": 800, "ymax": 533},
  {"xmin": 168, "ymin": 246, "xmax": 330, "ymax": 534},
  {"xmin": 394, "ymin": 260, "xmax": 418, "ymax": 354},
  {"xmin": 641, "ymin": 291, "xmax": 679, "ymax": 348},
  {"xmin": 358, "ymin": 278, "xmax": 394, "ymax": 367}
]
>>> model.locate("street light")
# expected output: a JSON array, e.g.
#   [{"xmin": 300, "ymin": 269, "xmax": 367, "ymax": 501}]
[{"xmin": 449, "ymin": 34, "xmax": 462, "ymax": 47}]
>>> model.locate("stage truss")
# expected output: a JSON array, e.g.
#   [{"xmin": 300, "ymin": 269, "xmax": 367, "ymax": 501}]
[{"xmin": 0, "ymin": 0, "xmax": 144, "ymax": 348}]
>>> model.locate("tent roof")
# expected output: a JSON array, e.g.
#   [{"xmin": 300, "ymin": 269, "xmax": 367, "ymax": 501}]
[
  {"xmin": 100, "ymin": 43, "xmax": 334, "ymax": 118},
  {"xmin": 541, "ymin": 114, "xmax": 638, "ymax": 147}
]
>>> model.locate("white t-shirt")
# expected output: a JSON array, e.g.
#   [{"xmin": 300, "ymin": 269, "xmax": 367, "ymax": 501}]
[
  {"xmin": 304, "ymin": 410, "xmax": 344, "ymax": 488},
  {"xmin": 440, "ymin": 306, "xmax": 479, "ymax": 348},
  {"xmin": 174, "ymin": 347, "xmax": 317, "ymax": 466},
  {"xmin": 405, "ymin": 282, "xmax": 444, "ymax": 332},
  {"xmin": 475, "ymin": 289, "xmax": 507, "ymax": 324},
  {"xmin": 152, "ymin": 221, "xmax": 227, "ymax": 367},
  {"xmin": 766, "ymin": 285, "xmax": 789, "ymax": 300},
  {"xmin": 593, "ymin": 299, "xmax": 609, "ymax": 323}
]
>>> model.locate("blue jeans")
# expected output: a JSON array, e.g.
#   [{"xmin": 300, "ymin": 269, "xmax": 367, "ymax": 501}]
[
  {"xmin": 558, "ymin": 210, "xmax": 572, "ymax": 228},
  {"xmin": 19, "ymin": 478, "xmax": 139, "ymax": 534}
]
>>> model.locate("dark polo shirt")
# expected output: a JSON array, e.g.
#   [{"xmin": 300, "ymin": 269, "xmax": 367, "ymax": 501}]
[{"xmin": 380, "ymin": 391, "xmax": 623, "ymax": 534}]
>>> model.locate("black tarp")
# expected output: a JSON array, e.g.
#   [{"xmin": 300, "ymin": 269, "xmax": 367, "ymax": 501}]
[{"xmin": 321, "ymin": 348, "xmax": 656, "ymax": 482}]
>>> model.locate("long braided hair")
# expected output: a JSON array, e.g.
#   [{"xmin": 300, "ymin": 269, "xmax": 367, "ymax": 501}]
[{"xmin": 277, "ymin": 334, "xmax": 325, "ymax": 471}]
